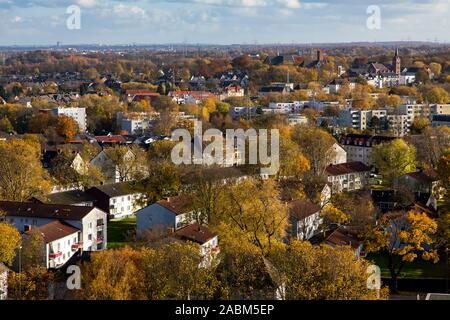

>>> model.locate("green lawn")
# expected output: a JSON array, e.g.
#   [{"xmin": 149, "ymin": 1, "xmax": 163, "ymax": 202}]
[
  {"xmin": 107, "ymin": 216, "xmax": 137, "ymax": 248},
  {"xmin": 366, "ymin": 252, "xmax": 448, "ymax": 279}
]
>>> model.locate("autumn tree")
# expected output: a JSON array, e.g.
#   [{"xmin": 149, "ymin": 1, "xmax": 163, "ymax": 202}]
[
  {"xmin": 21, "ymin": 229, "xmax": 46, "ymax": 271},
  {"xmin": 0, "ymin": 138, "xmax": 51, "ymax": 201},
  {"xmin": 268, "ymin": 241, "xmax": 388, "ymax": 300},
  {"xmin": 372, "ymin": 139, "xmax": 416, "ymax": 184},
  {"xmin": 0, "ymin": 222, "xmax": 21, "ymax": 266},
  {"xmin": 7, "ymin": 266, "xmax": 54, "ymax": 300},
  {"xmin": 217, "ymin": 178, "xmax": 288, "ymax": 253},
  {"xmin": 103, "ymin": 145, "xmax": 147, "ymax": 182},
  {"xmin": 365, "ymin": 210, "xmax": 439, "ymax": 292},
  {"xmin": 292, "ymin": 126, "xmax": 336, "ymax": 176},
  {"xmin": 214, "ymin": 223, "xmax": 274, "ymax": 299},
  {"xmin": 56, "ymin": 115, "xmax": 78, "ymax": 141}
]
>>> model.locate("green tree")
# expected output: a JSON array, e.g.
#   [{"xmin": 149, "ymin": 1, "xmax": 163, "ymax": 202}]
[{"xmin": 372, "ymin": 139, "xmax": 416, "ymax": 184}]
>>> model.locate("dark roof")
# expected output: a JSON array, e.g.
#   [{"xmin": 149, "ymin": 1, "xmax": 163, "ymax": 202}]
[
  {"xmin": 45, "ymin": 190, "xmax": 96, "ymax": 205},
  {"xmin": 157, "ymin": 195, "xmax": 192, "ymax": 216},
  {"xmin": 174, "ymin": 223, "xmax": 217, "ymax": 244},
  {"xmin": 259, "ymin": 86, "xmax": 285, "ymax": 93},
  {"xmin": 0, "ymin": 201, "xmax": 97, "ymax": 220},
  {"xmin": 325, "ymin": 161, "xmax": 370, "ymax": 176},
  {"xmin": 289, "ymin": 198, "xmax": 321, "ymax": 220},
  {"xmin": 341, "ymin": 134, "xmax": 396, "ymax": 147},
  {"xmin": 29, "ymin": 220, "xmax": 79, "ymax": 243},
  {"xmin": 404, "ymin": 170, "xmax": 438, "ymax": 184},
  {"xmin": 88, "ymin": 182, "xmax": 136, "ymax": 198}
]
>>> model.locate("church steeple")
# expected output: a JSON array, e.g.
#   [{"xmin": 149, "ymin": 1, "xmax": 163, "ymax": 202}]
[{"xmin": 393, "ymin": 48, "xmax": 401, "ymax": 75}]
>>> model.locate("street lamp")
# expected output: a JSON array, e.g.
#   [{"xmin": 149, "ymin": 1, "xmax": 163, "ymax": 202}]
[
  {"xmin": 18, "ymin": 245, "xmax": 22, "ymax": 300},
  {"xmin": 446, "ymin": 247, "xmax": 449, "ymax": 294}
]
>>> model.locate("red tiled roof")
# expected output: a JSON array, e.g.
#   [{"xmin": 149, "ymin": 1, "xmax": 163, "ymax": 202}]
[
  {"xmin": 174, "ymin": 223, "xmax": 217, "ymax": 244},
  {"xmin": 157, "ymin": 195, "xmax": 192, "ymax": 216},
  {"xmin": 325, "ymin": 161, "xmax": 370, "ymax": 176},
  {"xmin": 95, "ymin": 135, "xmax": 126, "ymax": 143},
  {"xmin": 29, "ymin": 220, "xmax": 79, "ymax": 244}
]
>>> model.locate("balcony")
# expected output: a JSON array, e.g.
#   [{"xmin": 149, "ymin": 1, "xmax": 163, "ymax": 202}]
[
  {"xmin": 49, "ymin": 251, "xmax": 62, "ymax": 259},
  {"xmin": 96, "ymin": 237, "xmax": 104, "ymax": 244},
  {"xmin": 71, "ymin": 243, "xmax": 83, "ymax": 251}
]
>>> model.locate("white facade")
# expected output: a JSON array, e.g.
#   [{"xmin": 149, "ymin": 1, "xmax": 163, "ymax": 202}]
[
  {"xmin": 330, "ymin": 143, "xmax": 347, "ymax": 165},
  {"xmin": 52, "ymin": 107, "xmax": 87, "ymax": 132},
  {"xmin": 45, "ymin": 230, "xmax": 81, "ymax": 269},
  {"xmin": 295, "ymin": 212, "xmax": 322, "ymax": 240},
  {"xmin": 109, "ymin": 193, "xmax": 144, "ymax": 219},
  {"xmin": 326, "ymin": 171, "xmax": 370, "ymax": 194},
  {"xmin": 6, "ymin": 207, "xmax": 107, "ymax": 252},
  {"xmin": 136, "ymin": 203, "xmax": 193, "ymax": 234}
]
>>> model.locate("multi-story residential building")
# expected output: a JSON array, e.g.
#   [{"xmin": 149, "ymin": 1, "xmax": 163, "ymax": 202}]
[
  {"xmin": 23, "ymin": 220, "xmax": 81, "ymax": 269},
  {"xmin": 430, "ymin": 104, "xmax": 450, "ymax": 115},
  {"xmin": 52, "ymin": 107, "xmax": 87, "ymax": 132},
  {"xmin": 387, "ymin": 114, "xmax": 411, "ymax": 137},
  {"xmin": 338, "ymin": 108, "xmax": 388, "ymax": 131},
  {"xmin": 340, "ymin": 134, "xmax": 396, "ymax": 166},
  {"xmin": 0, "ymin": 202, "xmax": 107, "ymax": 252},
  {"xmin": 325, "ymin": 161, "xmax": 371, "ymax": 194},
  {"xmin": 86, "ymin": 182, "xmax": 145, "ymax": 220}
]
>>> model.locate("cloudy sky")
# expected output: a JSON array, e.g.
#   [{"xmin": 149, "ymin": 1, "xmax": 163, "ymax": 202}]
[{"xmin": 0, "ymin": 0, "xmax": 449, "ymax": 45}]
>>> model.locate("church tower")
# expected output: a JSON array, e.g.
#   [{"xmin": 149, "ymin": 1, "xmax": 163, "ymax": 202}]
[{"xmin": 392, "ymin": 48, "xmax": 401, "ymax": 75}]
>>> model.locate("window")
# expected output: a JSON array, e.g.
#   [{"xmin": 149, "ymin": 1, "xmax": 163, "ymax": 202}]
[{"xmin": 88, "ymin": 234, "xmax": 92, "ymax": 241}]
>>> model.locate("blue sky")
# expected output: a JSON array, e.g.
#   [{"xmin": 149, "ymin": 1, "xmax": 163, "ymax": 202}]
[{"xmin": 0, "ymin": 0, "xmax": 449, "ymax": 45}]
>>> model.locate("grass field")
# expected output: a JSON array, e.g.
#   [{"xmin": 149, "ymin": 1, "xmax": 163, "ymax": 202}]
[
  {"xmin": 107, "ymin": 216, "xmax": 137, "ymax": 248},
  {"xmin": 366, "ymin": 252, "xmax": 449, "ymax": 279}
]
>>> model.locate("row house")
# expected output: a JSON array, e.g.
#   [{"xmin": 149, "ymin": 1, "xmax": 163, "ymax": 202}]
[{"xmin": 325, "ymin": 161, "xmax": 371, "ymax": 194}]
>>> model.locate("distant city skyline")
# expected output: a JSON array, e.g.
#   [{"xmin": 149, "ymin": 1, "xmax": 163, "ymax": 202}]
[{"xmin": 0, "ymin": 0, "xmax": 449, "ymax": 45}]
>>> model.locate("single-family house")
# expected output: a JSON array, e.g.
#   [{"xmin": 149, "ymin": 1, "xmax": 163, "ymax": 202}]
[
  {"xmin": 289, "ymin": 198, "xmax": 322, "ymax": 240},
  {"xmin": 136, "ymin": 195, "xmax": 195, "ymax": 234},
  {"xmin": 173, "ymin": 223, "xmax": 220, "ymax": 267},
  {"xmin": 396, "ymin": 169, "xmax": 439, "ymax": 194}
]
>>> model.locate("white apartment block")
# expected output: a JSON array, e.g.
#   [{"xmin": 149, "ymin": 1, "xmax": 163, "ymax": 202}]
[
  {"xmin": 0, "ymin": 202, "xmax": 107, "ymax": 254},
  {"xmin": 52, "ymin": 107, "xmax": 87, "ymax": 132}
]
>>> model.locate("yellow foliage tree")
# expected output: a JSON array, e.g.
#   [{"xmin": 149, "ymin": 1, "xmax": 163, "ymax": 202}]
[{"xmin": 365, "ymin": 210, "xmax": 439, "ymax": 292}]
